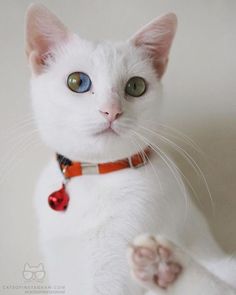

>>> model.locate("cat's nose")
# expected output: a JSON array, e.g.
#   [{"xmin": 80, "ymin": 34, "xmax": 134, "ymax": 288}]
[{"xmin": 99, "ymin": 103, "xmax": 123, "ymax": 122}]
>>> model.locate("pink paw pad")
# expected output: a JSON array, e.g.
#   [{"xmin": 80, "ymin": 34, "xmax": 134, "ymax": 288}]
[
  {"xmin": 129, "ymin": 237, "xmax": 182, "ymax": 289},
  {"xmin": 132, "ymin": 247, "xmax": 157, "ymax": 266}
]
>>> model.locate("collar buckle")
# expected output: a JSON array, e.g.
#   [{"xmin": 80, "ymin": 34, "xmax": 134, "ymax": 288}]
[
  {"xmin": 81, "ymin": 162, "xmax": 99, "ymax": 175},
  {"xmin": 128, "ymin": 153, "xmax": 148, "ymax": 169}
]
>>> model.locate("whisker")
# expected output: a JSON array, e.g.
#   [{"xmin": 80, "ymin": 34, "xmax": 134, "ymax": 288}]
[
  {"xmin": 130, "ymin": 134, "xmax": 163, "ymax": 193},
  {"xmin": 121, "ymin": 117, "xmax": 203, "ymax": 155},
  {"xmin": 1, "ymin": 118, "xmax": 36, "ymax": 140},
  {"xmin": 130, "ymin": 129, "xmax": 189, "ymax": 222},
  {"xmin": 158, "ymin": 123, "xmax": 203, "ymax": 154},
  {"xmin": 136, "ymin": 124, "xmax": 214, "ymax": 214},
  {"xmin": 0, "ymin": 129, "xmax": 40, "ymax": 172},
  {"xmin": 0, "ymin": 137, "xmax": 41, "ymax": 186}
]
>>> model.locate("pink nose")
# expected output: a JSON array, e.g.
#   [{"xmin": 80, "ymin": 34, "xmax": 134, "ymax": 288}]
[{"xmin": 99, "ymin": 104, "xmax": 123, "ymax": 122}]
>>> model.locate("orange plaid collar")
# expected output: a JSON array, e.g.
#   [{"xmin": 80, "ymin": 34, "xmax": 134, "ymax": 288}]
[{"xmin": 56, "ymin": 147, "xmax": 151, "ymax": 179}]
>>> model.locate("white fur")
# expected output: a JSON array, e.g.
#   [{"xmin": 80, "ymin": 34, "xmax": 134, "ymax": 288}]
[
  {"xmin": 35, "ymin": 154, "xmax": 236, "ymax": 294},
  {"xmin": 31, "ymin": 35, "xmax": 161, "ymax": 162},
  {"xmin": 27, "ymin": 4, "xmax": 236, "ymax": 295}
]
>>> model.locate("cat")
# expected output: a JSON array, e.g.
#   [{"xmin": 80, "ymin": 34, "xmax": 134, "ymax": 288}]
[{"xmin": 25, "ymin": 4, "xmax": 236, "ymax": 295}]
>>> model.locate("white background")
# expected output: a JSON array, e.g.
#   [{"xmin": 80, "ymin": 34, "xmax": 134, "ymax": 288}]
[{"xmin": 0, "ymin": 0, "xmax": 236, "ymax": 289}]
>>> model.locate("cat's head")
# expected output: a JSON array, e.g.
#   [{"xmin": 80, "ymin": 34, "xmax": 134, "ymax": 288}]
[{"xmin": 25, "ymin": 4, "xmax": 177, "ymax": 162}]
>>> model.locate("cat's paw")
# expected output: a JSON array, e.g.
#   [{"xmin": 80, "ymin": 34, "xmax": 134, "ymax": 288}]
[{"xmin": 128, "ymin": 234, "xmax": 182, "ymax": 290}]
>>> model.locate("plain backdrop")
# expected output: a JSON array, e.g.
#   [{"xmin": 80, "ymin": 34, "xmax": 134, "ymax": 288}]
[{"xmin": 0, "ymin": 0, "xmax": 236, "ymax": 291}]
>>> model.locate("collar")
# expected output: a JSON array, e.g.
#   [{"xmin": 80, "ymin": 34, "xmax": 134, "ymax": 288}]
[
  {"xmin": 48, "ymin": 147, "xmax": 151, "ymax": 212},
  {"xmin": 56, "ymin": 146, "xmax": 151, "ymax": 179}
]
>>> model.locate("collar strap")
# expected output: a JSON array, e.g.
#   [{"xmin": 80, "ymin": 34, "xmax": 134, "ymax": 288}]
[{"xmin": 56, "ymin": 147, "xmax": 151, "ymax": 179}]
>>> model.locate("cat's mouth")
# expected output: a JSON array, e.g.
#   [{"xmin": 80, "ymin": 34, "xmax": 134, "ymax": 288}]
[{"xmin": 94, "ymin": 125, "xmax": 119, "ymax": 136}]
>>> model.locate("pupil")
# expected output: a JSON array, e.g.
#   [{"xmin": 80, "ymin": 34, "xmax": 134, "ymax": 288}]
[{"xmin": 133, "ymin": 83, "xmax": 137, "ymax": 90}]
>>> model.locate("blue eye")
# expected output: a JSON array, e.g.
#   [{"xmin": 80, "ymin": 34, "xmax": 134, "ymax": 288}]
[{"xmin": 67, "ymin": 72, "xmax": 92, "ymax": 93}]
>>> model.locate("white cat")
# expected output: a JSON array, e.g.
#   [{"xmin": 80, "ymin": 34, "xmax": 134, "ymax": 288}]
[{"xmin": 25, "ymin": 4, "xmax": 236, "ymax": 295}]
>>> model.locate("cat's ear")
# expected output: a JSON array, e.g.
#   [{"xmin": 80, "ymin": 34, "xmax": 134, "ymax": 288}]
[
  {"xmin": 130, "ymin": 13, "xmax": 177, "ymax": 79},
  {"xmin": 25, "ymin": 4, "xmax": 71, "ymax": 75}
]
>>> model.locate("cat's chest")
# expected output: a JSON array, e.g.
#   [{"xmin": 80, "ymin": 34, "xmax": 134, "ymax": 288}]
[
  {"xmin": 66, "ymin": 169, "xmax": 152, "ymax": 221},
  {"xmin": 36, "ymin": 158, "xmax": 163, "ymax": 239},
  {"xmin": 35, "ymin": 156, "xmax": 180, "ymax": 241}
]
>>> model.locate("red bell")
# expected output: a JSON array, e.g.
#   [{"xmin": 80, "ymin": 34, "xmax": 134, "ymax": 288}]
[{"xmin": 48, "ymin": 184, "xmax": 69, "ymax": 211}]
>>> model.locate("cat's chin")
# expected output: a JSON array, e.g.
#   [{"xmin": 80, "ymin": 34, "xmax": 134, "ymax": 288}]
[
  {"xmin": 50, "ymin": 137, "xmax": 147, "ymax": 163},
  {"xmin": 39, "ymin": 122, "xmax": 147, "ymax": 163}
]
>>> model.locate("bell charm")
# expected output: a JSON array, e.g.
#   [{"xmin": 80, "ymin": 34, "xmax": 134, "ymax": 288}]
[{"xmin": 48, "ymin": 184, "xmax": 69, "ymax": 211}]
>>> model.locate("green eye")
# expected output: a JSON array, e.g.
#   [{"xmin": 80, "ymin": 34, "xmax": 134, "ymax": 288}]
[
  {"xmin": 125, "ymin": 76, "xmax": 146, "ymax": 97},
  {"xmin": 67, "ymin": 72, "xmax": 92, "ymax": 93}
]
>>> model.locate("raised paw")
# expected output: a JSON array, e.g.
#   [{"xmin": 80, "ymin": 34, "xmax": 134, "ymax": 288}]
[{"xmin": 128, "ymin": 234, "xmax": 182, "ymax": 290}]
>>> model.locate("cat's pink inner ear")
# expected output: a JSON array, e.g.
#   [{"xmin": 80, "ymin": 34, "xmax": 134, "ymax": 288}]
[
  {"xmin": 25, "ymin": 4, "xmax": 70, "ymax": 75},
  {"xmin": 130, "ymin": 13, "xmax": 177, "ymax": 79}
]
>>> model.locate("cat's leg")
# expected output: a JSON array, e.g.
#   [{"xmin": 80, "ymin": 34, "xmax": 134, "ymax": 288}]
[{"xmin": 128, "ymin": 234, "xmax": 236, "ymax": 295}]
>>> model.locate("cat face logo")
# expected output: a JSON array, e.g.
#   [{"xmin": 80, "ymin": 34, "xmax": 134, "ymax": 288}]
[{"xmin": 22, "ymin": 263, "xmax": 46, "ymax": 282}]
